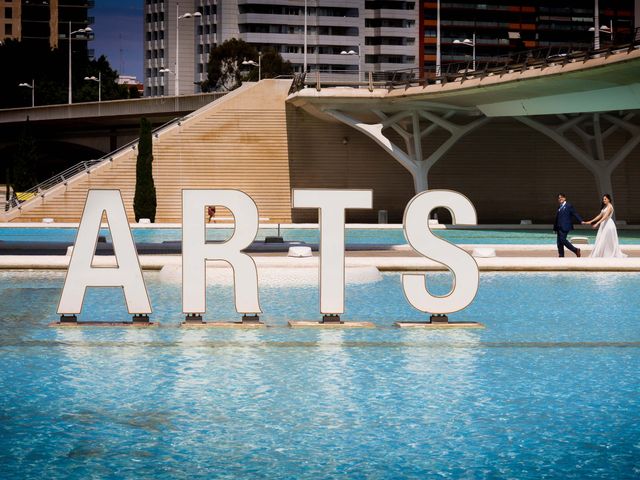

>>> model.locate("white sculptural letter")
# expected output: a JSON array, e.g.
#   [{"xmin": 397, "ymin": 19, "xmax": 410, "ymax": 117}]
[
  {"xmin": 292, "ymin": 189, "xmax": 372, "ymax": 314},
  {"xmin": 58, "ymin": 190, "xmax": 152, "ymax": 315},
  {"xmin": 402, "ymin": 190, "xmax": 479, "ymax": 314},
  {"xmin": 182, "ymin": 190, "xmax": 261, "ymax": 315}
]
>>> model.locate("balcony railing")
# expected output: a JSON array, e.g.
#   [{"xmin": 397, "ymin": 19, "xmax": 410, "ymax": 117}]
[{"xmin": 293, "ymin": 27, "xmax": 640, "ymax": 92}]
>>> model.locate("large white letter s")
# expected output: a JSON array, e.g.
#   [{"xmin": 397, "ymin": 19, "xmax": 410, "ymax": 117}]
[{"xmin": 402, "ymin": 190, "xmax": 478, "ymax": 315}]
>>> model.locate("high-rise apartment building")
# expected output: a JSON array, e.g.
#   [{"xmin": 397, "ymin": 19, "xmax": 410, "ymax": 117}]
[
  {"xmin": 421, "ymin": 1, "xmax": 637, "ymax": 73},
  {"xmin": 0, "ymin": 1, "xmax": 21, "ymax": 41},
  {"xmin": 144, "ymin": 0, "xmax": 419, "ymax": 97},
  {"xmin": 0, "ymin": 0, "xmax": 93, "ymax": 51}
]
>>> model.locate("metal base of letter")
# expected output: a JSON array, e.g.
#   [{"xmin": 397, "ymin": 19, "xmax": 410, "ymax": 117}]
[
  {"xmin": 184, "ymin": 313, "xmax": 204, "ymax": 324},
  {"xmin": 289, "ymin": 315, "xmax": 374, "ymax": 328},
  {"xmin": 394, "ymin": 314, "xmax": 485, "ymax": 329},
  {"xmin": 51, "ymin": 315, "xmax": 157, "ymax": 327},
  {"xmin": 181, "ymin": 313, "xmax": 265, "ymax": 328},
  {"xmin": 242, "ymin": 314, "xmax": 261, "ymax": 324},
  {"xmin": 132, "ymin": 314, "xmax": 150, "ymax": 324},
  {"xmin": 322, "ymin": 314, "xmax": 343, "ymax": 324}
]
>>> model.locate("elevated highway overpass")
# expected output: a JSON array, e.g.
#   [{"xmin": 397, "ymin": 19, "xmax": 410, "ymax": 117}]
[{"xmin": 0, "ymin": 93, "xmax": 225, "ymax": 155}]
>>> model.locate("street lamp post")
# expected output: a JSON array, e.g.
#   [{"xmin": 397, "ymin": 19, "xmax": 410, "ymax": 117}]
[
  {"xmin": 594, "ymin": 0, "xmax": 600, "ymax": 49},
  {"xmin": 68, "ymin": 22, "xmax": 93, "ymax": 104},
  {"xmin": 242, "ymin": 51, "xmax": 262, "ymax": 80},
  {"xmin": 175, "ymin": 4, "xmax": 202, "ymax": 96},
  {"xmin": 303, "ymin": 0, "xmax": 308, "ymax": 73},
  {"xmin": 453, "ymin": 33, "xmax": 476, "ymax": 71},
  {"xmin": 18, "ymin": 80, "xmax": 35, "ymax": 107},
  {"xmin": 340, "ymin": 47, "xmax": 361, "ymax": 82},
  {"xmin": 84, "ymin": 72, "xmax": 101, "ymax": 102},
  {"xmin": 436, "ymin": 0, "xmax": 441, "ymax": 76}
]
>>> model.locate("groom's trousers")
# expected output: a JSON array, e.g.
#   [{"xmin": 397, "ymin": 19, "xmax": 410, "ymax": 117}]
[{"xmin": 556, "ymin": 230, "xmax": 578, "ymax": 257}]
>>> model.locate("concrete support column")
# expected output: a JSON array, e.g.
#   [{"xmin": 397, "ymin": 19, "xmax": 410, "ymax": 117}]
[
  {"xmin": 326, "ymin": 108, "xmax": 488, "ymax": 193},
  {"xmin": 413, "ymin": 162, "xmax": 430, "ymax": 193},
  {"xmin": 516, "ymin": 113, "xmax": 640, "ymax": 203}
]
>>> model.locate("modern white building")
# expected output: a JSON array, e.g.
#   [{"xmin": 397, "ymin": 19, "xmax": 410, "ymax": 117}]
[{"xmin": 144, "ymin": 0, "xmax": 418, "ymax": 96}]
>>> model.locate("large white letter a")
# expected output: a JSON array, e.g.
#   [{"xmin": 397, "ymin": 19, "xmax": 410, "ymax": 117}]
[{"xmin": 58, "ymin": 190, "xmax": 152, "ymax": 315}]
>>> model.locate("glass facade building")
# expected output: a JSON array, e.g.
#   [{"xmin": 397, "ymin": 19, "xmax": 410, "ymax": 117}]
[
  {"xmin": 144, "ymin": 0, "xmax": 419, "ymax": 97},
  {"xmin": 420, "ymin": 1, "xmax": 638, "ymax": 72}
]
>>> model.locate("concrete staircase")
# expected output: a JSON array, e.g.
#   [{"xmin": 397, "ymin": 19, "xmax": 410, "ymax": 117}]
[{"xmin": 3, "ymin": 80, "xmax": 293, "ymax": 223}]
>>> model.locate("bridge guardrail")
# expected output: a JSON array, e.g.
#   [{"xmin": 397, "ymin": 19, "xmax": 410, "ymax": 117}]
[{"xmin": 296, "ymin": 27, "xmax": 640, "ymax": 92}]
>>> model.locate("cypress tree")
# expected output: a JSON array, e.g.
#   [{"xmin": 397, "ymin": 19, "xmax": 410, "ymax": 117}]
[{"xmin": 133, "ymin": 117, "xmax": 157, "ymax": 222}]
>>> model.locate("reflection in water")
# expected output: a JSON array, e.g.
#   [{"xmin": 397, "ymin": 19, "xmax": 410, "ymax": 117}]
[
  {"xmin": 401, "ymin": 329, "xmax": 481, "ymax": 376},
  {"xmin": 55, "ymin": 328, "xmax": 93, "ymax": 395},
  {"xmin": 168, "ymin": 329, "xmax": 270, "ymax": 459},
  {"xmin": 401, "ymin": 330, "xmax": 482, "ymax": 443},
  {"xmin": 1, "ymin": 271, "xmax": 639, "ymax": 478},
  {"xmin": 173, "ymin": 329, "xmax": 215, "ymax": 403},
  {"xmin": 312, "ymin": 330, "xmax": 355, "ymax": 429}
]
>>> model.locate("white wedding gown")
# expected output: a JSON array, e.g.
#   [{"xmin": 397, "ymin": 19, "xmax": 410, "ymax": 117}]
[{"xmin": 590, "ymin": 208, "xmax": 627, "ymax": 258}]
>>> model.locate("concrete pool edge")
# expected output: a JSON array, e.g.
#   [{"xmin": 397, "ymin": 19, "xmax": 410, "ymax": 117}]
[
  {"xmin": 1, "ymin": 254, "xmax": 640, "ymax": 272},
  {"xmin": 2, "ymin": 222, "xmax": 640, "ymax": 231}
]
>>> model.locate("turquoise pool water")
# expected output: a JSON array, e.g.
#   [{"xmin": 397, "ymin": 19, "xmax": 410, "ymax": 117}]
[
  {"xmin": 0, "ymin": 272, "xmax": 638, "ymax": 478},
  {"xmin": 2, "ymin": 227, "xmax": 640, "ymax": 245}
]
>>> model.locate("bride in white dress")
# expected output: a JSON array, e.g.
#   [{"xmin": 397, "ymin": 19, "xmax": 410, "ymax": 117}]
[{"xmin": 583, "ymin": 194, "xmax": 627, "ymax": 258}]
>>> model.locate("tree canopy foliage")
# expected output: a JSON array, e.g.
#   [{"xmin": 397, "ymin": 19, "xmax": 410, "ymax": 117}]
[
  {"xmin": 12, "ymin": 120, "xmax": 38, "ymax": 192},
  {"xmin": 245, "ymin": 48, "xmax": 294, "ymax": 82},
  {"xmin": 0, "ymin": 40, "xmax": 134, "ymax": 108},
  {"xmin": 203, "ymin": 39, "xmax": 293, "ymax": 91}
]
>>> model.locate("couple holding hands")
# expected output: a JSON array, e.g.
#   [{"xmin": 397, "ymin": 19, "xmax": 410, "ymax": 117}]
[{"xmin": 554, "ymin": 193, "xmax": 626, "ymax": 258}]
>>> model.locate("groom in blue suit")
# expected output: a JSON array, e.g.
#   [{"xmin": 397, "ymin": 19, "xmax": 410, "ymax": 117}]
[{"xmin": 554, "ymin": 193, "xmax": 583, "ymax": 257}]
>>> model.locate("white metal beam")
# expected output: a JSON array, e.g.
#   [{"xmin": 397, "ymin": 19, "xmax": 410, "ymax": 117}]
[
  {"xmin": 326, "ymin": 108, "xmax": 488, "ymax": 193},
  {"xmin": 516, "ymin": 113, "xmax": 640, "ymax": 200}
]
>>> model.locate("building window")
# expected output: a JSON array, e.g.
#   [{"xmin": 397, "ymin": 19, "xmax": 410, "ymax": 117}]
[
  {"xmin": 5, "ymin": 7, "xmax": 12, "ymax": 19},
  {"xmin": 5, "ymin": 23, "xmax": 12, "ymax": 36}
]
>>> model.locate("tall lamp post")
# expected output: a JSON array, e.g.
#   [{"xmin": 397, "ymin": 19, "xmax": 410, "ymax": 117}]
[
  {"xmin": 175, "ymin": 4, "xmax": 202, "ymax": 96},
  {"xmin": 453, "ymin": 33, "xmax": 476, "ymax": 71},
  {"xmin": 68, "ymin": 22, "xmax": 93, "ymax": 104},
  {"xmin": 18, "ymin": 80, "xmax": 35, "ymax": 107},
  {"xmin": 84, "ymin": 72, "xmax": 101, "ymax": 102},
  {"xmin": 340, "ymin": 46, "xmax": 361, "ymax": 82},
  {"xmin": 593, "ymin": 0, "xmax": 600, "ymax": 49},
  {"xmin": 436, "ymin": 0, "xmax": 441, "ymax": 76},
  {"xmin": 242, "ymin": 51, "xmax": 262, "ymax": 80},
  {"xmin": 303, "ymin": 0, "xmax": 308, "ymax": 73}
]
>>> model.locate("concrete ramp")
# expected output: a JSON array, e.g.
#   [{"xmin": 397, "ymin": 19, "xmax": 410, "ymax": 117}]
[{"xmin": 4, "ymin": 80, "xmax": 293, "ymax": 223}]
